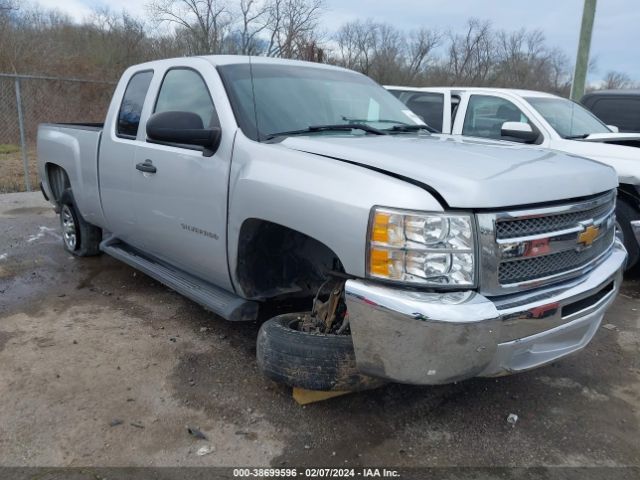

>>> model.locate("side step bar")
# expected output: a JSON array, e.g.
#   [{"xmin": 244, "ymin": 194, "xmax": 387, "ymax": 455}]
[{"xmin": 100, "ymin": 239, "xmax": 258, "ymax": 322}]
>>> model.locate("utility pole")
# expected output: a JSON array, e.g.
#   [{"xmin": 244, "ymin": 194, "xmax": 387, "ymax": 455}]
[{"xmin": 570, "ymin": 0, "xmax": 597, "ymax": 101}]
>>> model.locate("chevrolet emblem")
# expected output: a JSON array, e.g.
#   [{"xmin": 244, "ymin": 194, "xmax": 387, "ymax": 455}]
[{"xmin": 578, "ymin": 224, "xmax": 600, "ymax": 246}]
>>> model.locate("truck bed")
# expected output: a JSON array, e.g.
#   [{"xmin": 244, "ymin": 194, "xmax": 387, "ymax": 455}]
[{"xmin": 37, "ymin": 122, "xmax": 105, "ymax": 228}]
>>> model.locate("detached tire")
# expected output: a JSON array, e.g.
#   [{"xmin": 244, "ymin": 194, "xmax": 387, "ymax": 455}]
[
  {"xmin": 256, "ymin": 313, "xmax": 385, "ymax": 392},
  {"xmin": 616, "ymin": 198, "xmax": 640, "ymax": 270},
  {"xmin": 59, "ymin": 188, "xmax": 102, "ymax": 257}
]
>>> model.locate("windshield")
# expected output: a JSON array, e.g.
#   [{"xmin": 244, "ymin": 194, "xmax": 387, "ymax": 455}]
[
  {"xmin": 217, "ymin": 63, "xmax": 425, "ymax": 141},
  {"xmin": 525, "ymin": 96, "xmax": 611, "ymax": 138}
]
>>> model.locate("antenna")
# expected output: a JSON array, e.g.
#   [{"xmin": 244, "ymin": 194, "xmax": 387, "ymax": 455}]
[{"xmin": 248, "ymin": 55, "xmax": 261, "ymax": 141}]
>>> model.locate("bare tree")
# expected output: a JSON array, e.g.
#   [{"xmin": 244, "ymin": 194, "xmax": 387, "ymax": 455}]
[
  {"xmin": 237, "ymin": 0, "xmax": 269, "ymax": 54},
  {"xmin": 334, "ymin": 20, "xmax": 474, "ymax": 85},
  {"xmin": 265, "ymin": 0, "xmax": 323, "ymax": 58},
  {"xmin": 332, "ymin": 20, "xmax": 440, "ymax": 85},
  {"xmin": 447, "ymin": 19, "xmax": 494, "ymax": 85},
  {"xmin": 0, "ymin": 0, "xmax": 16, "ymax": 13},
  {"xmin": 333, "ymin": 19, "xmax": 378, "ymax": 74},
  {"xmin": 88, "ymin": 9, "xmax": 150, "ymax": 73},
  {"xmin": 1, "ymin": 0, "xmax": 636, "ymax": 98},
  {"xmin": 405, "ymin": 27, "xmax": 440, "ymax": 82},
  {"xmin": 546, "ymin": 47, "xmax": 571, "ymax": 95},
  {"xmin": 602, "ymin": 70, "xmax": 634, "ymax": 90},
  {"xmin": 147, "ymin": 0, "xmax": 232, "ymax": 54},
  {"xmin": 367, "ymin": 24, "xmax": 404, "ymax": 83}
]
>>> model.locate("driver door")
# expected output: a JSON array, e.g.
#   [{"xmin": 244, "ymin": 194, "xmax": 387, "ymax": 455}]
[{"xmin": 131, "ymin": 65, "xmax": 233, "ymax": 290}]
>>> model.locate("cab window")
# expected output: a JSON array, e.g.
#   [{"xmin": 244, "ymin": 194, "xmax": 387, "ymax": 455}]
[
  {"xmin": 462, "ymin": 95, "xmax": 532, "ymax": 140},
  {"xmin": 591, "ymin": 98, "xmax": 640, "ymax": 132},
  {"xmin": 394, "ymin": 91, "xmax": 444, "ymax": 132},
  {"xmin": 154, "ymin": 68, "xmax": 219, "ymax": 128},
  {"xmin": 117, "ymin": 70, "xmax": 153, "ymax": 138}
]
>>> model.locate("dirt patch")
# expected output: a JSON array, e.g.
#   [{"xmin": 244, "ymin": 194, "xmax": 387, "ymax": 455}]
[
  {"xmin": 3, "ymin": 206, "xmax": 51, "ymax": 216},
  {"xmin": 0, "ymin": 331, "xmax": 15, "ymax": 352}
]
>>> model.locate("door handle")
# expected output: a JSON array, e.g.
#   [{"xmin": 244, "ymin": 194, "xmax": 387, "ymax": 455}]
[{"xmin": 136, "ymin": 160, "xmax": 157, "ymax": 174}]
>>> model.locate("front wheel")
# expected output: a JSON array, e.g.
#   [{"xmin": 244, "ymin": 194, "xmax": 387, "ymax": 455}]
[
  {"xmin": 256, "ymin": 313, "xmax": 386, "ymax": 392},
  {"xmin": 615, "ymin": 198, "xmax": 640, "ymax": 270},
  {"xmin": 59, "ymin": 188, "xmax": 102, "ymax": 257}
]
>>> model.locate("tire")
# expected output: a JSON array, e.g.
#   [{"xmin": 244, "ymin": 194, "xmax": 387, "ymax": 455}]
[
  {"xmin": 59, "ymin": 188, "xmax": 102, "ymax": 257},
  {"xmin": 616, "ymin": 198, "xmax": 640, "ymax": 270},
  {"xmin": 256, "ymin": 313, "xmax": 386, "ymax": 392}
]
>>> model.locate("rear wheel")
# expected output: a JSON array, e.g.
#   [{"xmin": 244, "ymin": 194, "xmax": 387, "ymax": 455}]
[
  {"xmin": 59, "ymin": 188, "xmax": 102, "ymax": 257},
  {"xmin": 616, "ymin": 198, "xmax": 640, "ymax": 270},
  {"xmin": 256, "ymin": 313, "xmax": 385, "ymax": 392}
]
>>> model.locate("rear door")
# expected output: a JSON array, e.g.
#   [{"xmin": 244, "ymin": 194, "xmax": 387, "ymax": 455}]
[
  {"xmin": 99, "ymin": 69, "xmax": 154, "ymax": 242},
  {"xmin": 131, "ymin": 59, "xmax": 235, "ymax": 290}
]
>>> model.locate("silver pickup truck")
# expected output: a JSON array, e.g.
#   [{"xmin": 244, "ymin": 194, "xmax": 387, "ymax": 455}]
[{"xmin": 38, "ymin": 55, "xmax": 626, "ymax": 391}]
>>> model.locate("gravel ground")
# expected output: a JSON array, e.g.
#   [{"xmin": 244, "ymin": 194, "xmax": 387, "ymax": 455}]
[{"xmin": 0, "ymin": 192, "xmax": 638, "ymax": 470}]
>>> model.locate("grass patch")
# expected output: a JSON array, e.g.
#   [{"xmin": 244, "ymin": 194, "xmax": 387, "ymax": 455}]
[
  {"xmin": 0, "ymin": 144, "xmax": 20, "ymax": 154},
  {"xmin": 0, "ymin": 146, "xmax": 39, "ymax": 193}
]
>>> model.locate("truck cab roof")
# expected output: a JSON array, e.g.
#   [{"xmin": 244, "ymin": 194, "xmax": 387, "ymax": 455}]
[
  {"xmin": 127, "ymin": 54, "xmax": 352, "ymax": 73},
  {"xmin": 385, "ymin": 85, "xmax": 560, "ymax": 99}
]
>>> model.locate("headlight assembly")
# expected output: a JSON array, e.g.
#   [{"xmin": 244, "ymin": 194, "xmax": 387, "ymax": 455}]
[{"xmin": 367, "ymin": 207, "xmax": 476, "ymax": 286}]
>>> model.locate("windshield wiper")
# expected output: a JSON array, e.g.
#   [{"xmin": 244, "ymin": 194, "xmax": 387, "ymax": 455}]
[
  {"xmin": 340, "ymin": 116, "xmax": 436, "ymax": 133},
  {"xmin": 385, "ymin": 124, "xmax": 437, "ymax": 133},
  {"xmin": 342, "ymin": 116, "xmax": 412, "ymax": 125},
  {"xmin": 564, "ymin": 133, "xmax": 590, "ymax": 139},
  {"xmin": 265, "ymin": 123, "xmax": 387, "ymax": 141}
]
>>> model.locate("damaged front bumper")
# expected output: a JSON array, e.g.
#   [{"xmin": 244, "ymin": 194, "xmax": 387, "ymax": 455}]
[{"xmin": 345, "ymin": 240, "xmax": 626, "ymax": 385}]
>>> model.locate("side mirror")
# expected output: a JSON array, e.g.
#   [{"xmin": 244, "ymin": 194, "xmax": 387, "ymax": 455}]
[
  {"xmin": 146, "ymin": 111, "xmax": 221, "ymax": 154},
  {"xmin": 501, "ymin": 121, "xmax": 539, "ymax": 143},
  {"xmin": 607, "ymin": 125, "xmax": 620, "ymax": 133}
]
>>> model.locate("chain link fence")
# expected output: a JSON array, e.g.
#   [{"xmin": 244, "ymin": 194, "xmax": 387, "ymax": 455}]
[{"xmin": 0, "ymin": 74, "xmax": 116, "ymax": 193}]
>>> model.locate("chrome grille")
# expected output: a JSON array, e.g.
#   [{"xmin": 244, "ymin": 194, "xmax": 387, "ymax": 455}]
[
  {"xmin": 498, "ymin": 229, "xmax": 615, "ymax": 284},
  {"xmin": 496, "ymin": 201, "xmax": 612, "ymax": 239},
  {"xmin": 477, "ymin": 190, "xmax": 617, "ymax": 296}
]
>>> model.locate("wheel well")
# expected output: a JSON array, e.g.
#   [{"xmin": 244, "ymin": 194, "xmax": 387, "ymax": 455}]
[
  {"xmin": 236, "ymin": 219, "xmax": 345, "ymax": 301},
  {"xmin": 45, "ymin": 163, "xmax": 70, "ymax": 205}
]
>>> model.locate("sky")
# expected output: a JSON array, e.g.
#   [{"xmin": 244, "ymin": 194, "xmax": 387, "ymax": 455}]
[{"xmin": 30, "ymin": 0, "xmax": 640, "ymax": 83}]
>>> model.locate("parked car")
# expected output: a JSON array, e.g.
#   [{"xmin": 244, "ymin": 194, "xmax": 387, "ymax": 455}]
[
  {"xmin": 582, "ymin": 89, "xmax": 640, "ymax": 133},
  {"xmin": 388, "ymin": 86, "xmax": 640, "ymax": 268},
  {"xmin": 37, "ymin": 57, "xmax": 625, "ymax": 391}
]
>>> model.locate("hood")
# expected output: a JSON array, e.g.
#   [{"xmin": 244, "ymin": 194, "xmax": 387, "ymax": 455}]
[
  {"xmin": 550, "ymin": 137, "xmax": 640, "ymax": 186},
  {"xmin": 278, "ymin": 134, "xmax": 617, "ymax": 209}
]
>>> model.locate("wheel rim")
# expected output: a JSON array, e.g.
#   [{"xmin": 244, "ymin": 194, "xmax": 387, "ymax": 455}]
[{"xmin": 61, "ymin": 205, "xmax": 77, "ymax": 250}]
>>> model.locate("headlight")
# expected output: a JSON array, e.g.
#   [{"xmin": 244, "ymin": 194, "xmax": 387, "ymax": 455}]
[{"xmin": 367, "ymin": 207, "xmax": 476, "ymax": 286}]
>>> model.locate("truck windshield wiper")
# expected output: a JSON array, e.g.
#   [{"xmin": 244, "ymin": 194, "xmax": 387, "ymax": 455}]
[
  {"xmin": 341, "ymin": 116, "xmax": 412, "ymax": 125},
  {"xmin": 265, "ymin": 123, "xmax": 387, "ymax": 141},
  {"xmin": 339, "ymin": 116, "xmax": 436, "ymax": 133},
  {"xmin": 385, "ymin": 124, "xmax": 437, "ymax": 133}
]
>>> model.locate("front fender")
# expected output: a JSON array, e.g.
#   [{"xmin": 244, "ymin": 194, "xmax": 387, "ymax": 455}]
[{"xmin": 227, "ymin": 133, "xmax": 443, "ymax": 294}]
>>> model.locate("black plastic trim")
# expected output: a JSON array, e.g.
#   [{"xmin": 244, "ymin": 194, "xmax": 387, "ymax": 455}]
[
  {"xmin": 39, "ymin": 181, "xmax": 49, "ymax": 201},
  {"xmin": 561, "ymin": 280, "xmax": 614, "ymax": 318}
]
